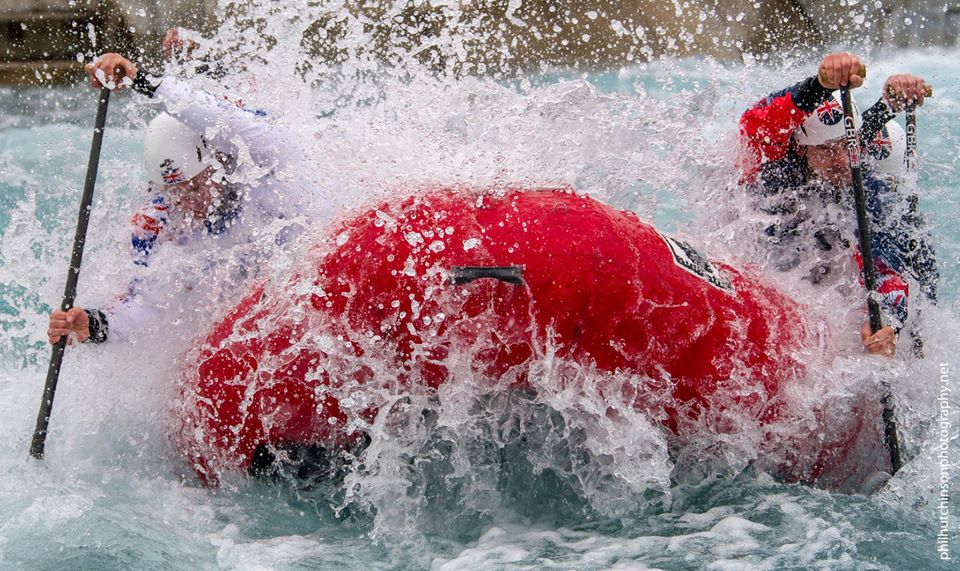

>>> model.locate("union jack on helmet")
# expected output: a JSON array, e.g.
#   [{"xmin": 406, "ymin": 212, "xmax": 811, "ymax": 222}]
[
  {"xmin": 144, "ymin": 113, "xmax": 212, "ymax": 186},
  {"xmin": 794, "ymin": 92, "xmax": 861, "ymax": 146}
]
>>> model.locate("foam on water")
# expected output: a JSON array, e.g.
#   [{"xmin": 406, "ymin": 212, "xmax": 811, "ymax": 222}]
[{"xmin": 1, "ymin": 3, "xmax": 959, "ymax": 568}]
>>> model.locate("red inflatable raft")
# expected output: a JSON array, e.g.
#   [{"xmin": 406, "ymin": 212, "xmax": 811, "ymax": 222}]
[{"xmin": 176, "ymin": 187, "xmax": 814, "ymax": 483}]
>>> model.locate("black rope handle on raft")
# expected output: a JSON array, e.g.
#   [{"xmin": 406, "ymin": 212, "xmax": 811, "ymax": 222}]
[{"xmin": 447, "ymin": 266, "xmax": 525, "ymax": 286}]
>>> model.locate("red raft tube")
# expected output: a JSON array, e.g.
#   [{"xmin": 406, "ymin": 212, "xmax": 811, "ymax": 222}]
[{"xmin": 176, "ymin": 187, "xmax": 817, "ymax": 484}]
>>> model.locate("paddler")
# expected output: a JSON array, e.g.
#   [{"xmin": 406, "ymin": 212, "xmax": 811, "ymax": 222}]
[
  {"xmin": 46, "ymin": 52, "xmax": 334, "ymax": 346},
  {"xmin": 738, "ymin": 52, "xmax": 939, "ymax": 357}
]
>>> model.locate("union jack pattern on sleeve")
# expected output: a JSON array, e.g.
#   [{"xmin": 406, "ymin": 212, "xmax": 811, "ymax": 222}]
[{"xmin": 130, "ymin": 194, "xmax": 169, "ymax": 266}]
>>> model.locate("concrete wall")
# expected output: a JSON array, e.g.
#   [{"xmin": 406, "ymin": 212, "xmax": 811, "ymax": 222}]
[
  {"xmin": 882, "ymin": 0, "xmax": 960, "ymax": 46},
  {"xmin": 0, "ymin": 0, "xmax": 217, "ymax": 83},
  {"xmin": 229, "ymin": 0, "xmax": 822, "ymax": 74},
  {"xmin": 1, "ymin": 0, "xmax": 956, "ymax": 84}
]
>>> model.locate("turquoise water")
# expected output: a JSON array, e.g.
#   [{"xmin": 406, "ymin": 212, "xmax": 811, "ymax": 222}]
[{"xmin": 2, "ymin": 46, "xmax": 959, "ymax": 569}]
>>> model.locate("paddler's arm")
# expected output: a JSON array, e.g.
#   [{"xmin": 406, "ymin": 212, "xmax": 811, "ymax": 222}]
[
  {"xmin": 50, "ymin": 279, "xmax": 181, "ymax": 346},
  {"xmin": 45, "ymin": 192, "xmax": 176, "ymax": 347},
  {"xmin": 85, "ymin": 53, "xmax": 287, "ymax": 175},
  {"xmin": 47, "ymin": 299, "xmax": 160, "ymax": 346},
  {"xmin": 861, "ymin": 73, "xmax": 930, "ymax": 145}
]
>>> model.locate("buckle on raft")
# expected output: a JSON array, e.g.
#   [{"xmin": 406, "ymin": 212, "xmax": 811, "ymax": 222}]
[{"xmin": 447, "ymin": 266, "xmax": 525, "ymax": 286}]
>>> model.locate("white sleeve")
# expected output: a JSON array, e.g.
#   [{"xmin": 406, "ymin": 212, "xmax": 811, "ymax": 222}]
[
  {"xmin": 101, "ymin": 260, "xmax": 203, "ymax": 344},
  {"xmin": 101, "ymin": 285, "xmax": 166, "ymax": 343}
]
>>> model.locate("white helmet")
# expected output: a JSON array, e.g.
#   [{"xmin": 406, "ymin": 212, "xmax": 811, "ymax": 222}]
[
  {"xmin": 866, "ymin": 120, "xmax": 906, "ymax": 174},
  {"xmin": 143, "ymin": 113, "xmax": 212, "ymax": 185},
  {"xmin": 794, "ymin": 92, "xmax": 862, "ymax": 146}
]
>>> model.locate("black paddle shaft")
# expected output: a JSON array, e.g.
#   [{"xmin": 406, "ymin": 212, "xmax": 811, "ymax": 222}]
[
  {"xmin": 839, "ymin": 86, "xmax": 903, "ymax": 474},
  {"xmin": 30, "ymin": 87, "xmax": 111, "ymax": 460},
  {"xmin": 839, "ymin": 87, "xmax": 883, "ymax": 333}
]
